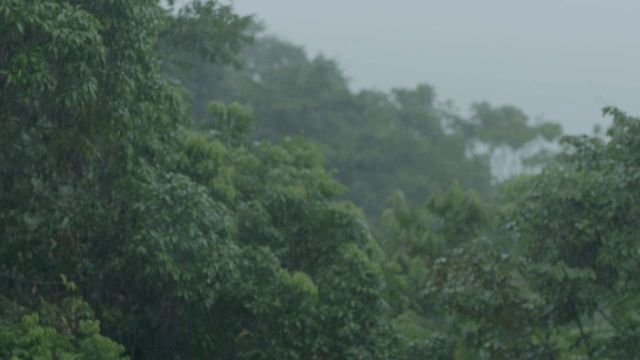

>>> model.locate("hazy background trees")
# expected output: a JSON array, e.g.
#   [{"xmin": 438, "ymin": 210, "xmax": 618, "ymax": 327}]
[{"xmin": 171, "ymin": 25, "xmax": 562, "ymax": 219}]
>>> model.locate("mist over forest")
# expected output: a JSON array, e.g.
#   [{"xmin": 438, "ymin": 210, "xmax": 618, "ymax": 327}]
[
  {"xmin": 2, "ymin": 1, "xmax": 640, "ymax": 358},
  {"xmin": 231, "ymin": 0, "xmax": 640, "ymax": 137}
]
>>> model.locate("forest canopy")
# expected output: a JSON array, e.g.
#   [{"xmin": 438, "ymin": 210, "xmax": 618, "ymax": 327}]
[{"xmin": 1, "ymin": 0, "xmax": 638, "ymax": 359}]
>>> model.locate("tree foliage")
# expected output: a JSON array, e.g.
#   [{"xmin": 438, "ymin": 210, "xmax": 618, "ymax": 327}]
[
  {"xmin": 0, "ymin": 1, "xmax": 396, "ymax": 357},
  {"xmin": 3, "ymin": 0, "xmax": 637, "ymax": 358},
  {"xmin": 174, "ymin": 29, "xmax": 563, "ymax": 220},
  {"xmin": 383, "ymin": 108, "xmax": 640, "ymax": 358}
]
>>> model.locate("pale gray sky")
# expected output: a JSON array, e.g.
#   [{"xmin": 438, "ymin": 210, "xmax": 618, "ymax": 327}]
[{"xmin": 232, "ymin": 0, "xmax": 640, "ymax": 135}]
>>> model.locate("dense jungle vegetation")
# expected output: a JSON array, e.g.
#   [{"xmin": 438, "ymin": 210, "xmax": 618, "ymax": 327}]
[{"xmin": 1, "ymin": 1, "xmax": 639, "ymax": 358}]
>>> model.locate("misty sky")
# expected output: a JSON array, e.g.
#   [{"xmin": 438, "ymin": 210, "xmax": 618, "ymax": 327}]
[{"xmin": 232, "ymin": 0, "xmax": 640, "ymax": 135}]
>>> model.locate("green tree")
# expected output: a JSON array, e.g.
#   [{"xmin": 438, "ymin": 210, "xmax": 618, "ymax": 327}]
[
  {"xmin": 1, "ymin": 1, "xmax": 399, "ymax": 357},
  {"xmin": 172, "ymin": 28, "xmax": 565, "ymax": 221},
  {"xmin": 507, "ymin": 107, "xmax": 640, "ymax": 358},
  {"xmin": 401, "ymin": 108, "xmax": 640, "ymax": 358},
  {"xmin": 1, "ymin": 0, "xmax": 240, "ymax": 356},
  {"xmin": 379, "ymin": 184, "xmax": 504, "ymax": 358},
  {"xmin": 157, "ymin": 0, "xmax": 252, "ymax": 80},
  {"xmin": 464, "ymin": 102, "xmax": 564, "ymax": 181},
  {"xmin": 172, "ymin": 102, "xmax": 398, "ymax": 358},
  {"xmin": 466, "ymin": 102, "xmax": 561, "ymax": 149},
  {"xmin": 0, "ymin": 297, "xmax": 127, "ymax": 359}
]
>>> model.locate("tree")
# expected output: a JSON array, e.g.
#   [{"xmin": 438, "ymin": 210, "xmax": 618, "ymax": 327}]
[
  {"xmin": 379, "ymin": 184, "xmax": 507, "ymax": 358},
  {"xmin": 170, "ymin": 28, "xmax": 566, "ymax": 221},
  {"xmin": 0, "ymin": 0, "xmax": 240, "ymax": 356},
  {"xmin": 507, "ymin": 107, "xmax": 640, "ymax": 358},
  {"xmin": 172, "ymin": 102, "xmax": 398, "ymax": 359},
  {"xmin": 396, "ymin": 108, "xmax": 640, "ymax": 358},
  {"xmin": 464, "ymin": 102, "xmax": 564, "ymax": 181},
  {"xmin": 157, "ymin": 0, "xmax": 252, "ymax": 80},
  {"xmin": 0, "ymin": 297, "xmax": 126, "ymax": 359},
  {"xmin": 0, "ymin": 1, "xmax": 399, "ymax": 357}
]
